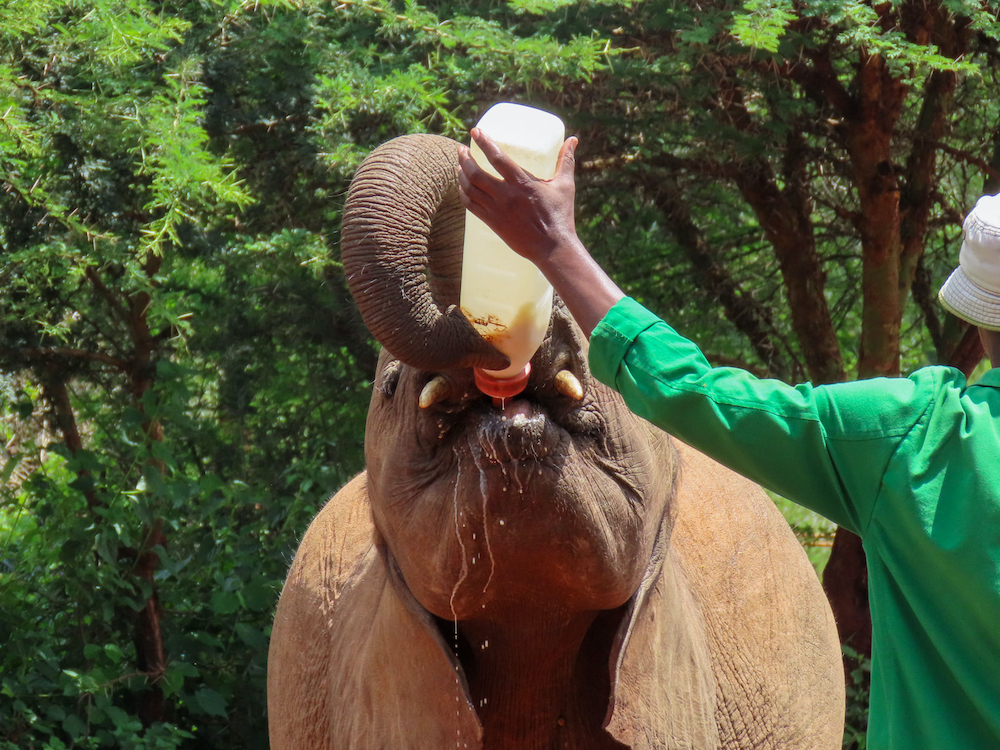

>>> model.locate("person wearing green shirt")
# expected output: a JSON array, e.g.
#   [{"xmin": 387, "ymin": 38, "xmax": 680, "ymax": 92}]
[{"xmin": 457, "ymin": 129, "xmax": 1000, "ymax": 749}]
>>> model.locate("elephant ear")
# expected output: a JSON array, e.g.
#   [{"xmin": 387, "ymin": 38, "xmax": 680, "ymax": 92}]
[
  {"xmin": 604, "ymin": 529, "xmax": 720, "ymax": 750},
  {"xmin": 661, "ymin": 442, "xmax": 845, "ymax": 748},
  {"xmin": 267, "ymin": 474, "xmax": 483, "ymax": 750}
]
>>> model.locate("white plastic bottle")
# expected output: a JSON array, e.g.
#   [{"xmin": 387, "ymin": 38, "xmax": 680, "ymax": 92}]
[{"xmin": 460, "ymin": 103, "xmax": 565, "ymax": 398}]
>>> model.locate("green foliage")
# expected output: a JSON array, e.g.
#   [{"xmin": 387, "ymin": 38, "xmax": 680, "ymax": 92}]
[
  {"xmin": 1, "ymin": 1, "xmax": 371, "ymax": 746},
  {"xmin": 842, "ymin": 645, "xmax": 872, "ymax": 750},
  {"xmin": 731, "ymin": 0, "xmax": 797, "ymax": 53},
  {"xmin": 2, "ymin": 0, "xmax": 998, "ymax": 746}
]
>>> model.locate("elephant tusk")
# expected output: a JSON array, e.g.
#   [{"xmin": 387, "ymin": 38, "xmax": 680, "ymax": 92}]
[
  {"xmin": 554, "ymin": 370, "xmax": 584, "ymax": 401},
  {"xmin": 419, "ymin": 376, "xmax": 452, "ymax": 409}
]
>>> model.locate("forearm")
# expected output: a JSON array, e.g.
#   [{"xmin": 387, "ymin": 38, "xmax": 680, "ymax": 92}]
[{"xmin": 535, "ymin": 236, "xmax": 624, "ymax": 337}]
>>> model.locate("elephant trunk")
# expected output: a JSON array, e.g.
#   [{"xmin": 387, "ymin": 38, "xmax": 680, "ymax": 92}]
[{"xmin": 341, "ymin": 134, "xmax": 509, "ymax": 373}]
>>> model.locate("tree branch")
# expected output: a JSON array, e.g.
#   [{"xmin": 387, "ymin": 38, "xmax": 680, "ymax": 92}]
[
  {"xmin": 934, "ymin": 141, "xmax": 1000, "ymax": 186},
  {"xmin": 898, "ymin": 68, "xmax": 960, "ymax": 312},
  {"xmin": 85, "ymin": 266, "xmax": 129, "ymax": 322},
  {"xmin": 38, "ymin": 372, "xmax": 102, "ymax": 511},
  {"xmin": 1, "ymin": 347, "xmax": 130, "ymax": 370},
  {"xmin": 652, "ymin": 181, "xmax": 790, "ymax": 378}
]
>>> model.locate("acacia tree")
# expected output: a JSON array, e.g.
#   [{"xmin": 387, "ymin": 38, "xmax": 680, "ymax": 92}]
[{"xmin": 0, "ymin": 1, "xmax": 373, "ymax": 746}]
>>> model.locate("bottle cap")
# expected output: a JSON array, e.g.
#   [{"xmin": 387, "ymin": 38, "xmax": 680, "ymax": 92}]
[{"xmin": 473, "ymin": 363, "xmax": 531, "ymax": 400}]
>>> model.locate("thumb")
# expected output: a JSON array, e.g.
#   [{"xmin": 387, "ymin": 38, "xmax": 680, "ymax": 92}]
[{"xmin": 555, "ymin": 136, "xmax": 579, "ymax": 179}]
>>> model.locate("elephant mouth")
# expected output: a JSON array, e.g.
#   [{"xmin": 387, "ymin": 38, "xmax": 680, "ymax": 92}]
[
  {"xmin": 469, "ymin": 399, "xmax": 561, "ymax": 464},
  {"xmin": 418, "ymin": 365, "xmax": 601, "ymax": 467}
]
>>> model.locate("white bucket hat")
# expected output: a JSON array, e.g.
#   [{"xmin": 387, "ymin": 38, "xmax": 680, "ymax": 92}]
[{"xmin": 939, "ymin": 192, "xmax": 1000, "ymax": 331}]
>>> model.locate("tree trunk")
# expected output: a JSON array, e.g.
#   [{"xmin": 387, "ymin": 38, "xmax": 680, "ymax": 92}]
[
  {"xmin": 822, "ymin": 528, "xmax": 871, "ymax": 658},
  {"xmin": 125, "ymin": 258, "xmax": 169, "ymax": 724}
]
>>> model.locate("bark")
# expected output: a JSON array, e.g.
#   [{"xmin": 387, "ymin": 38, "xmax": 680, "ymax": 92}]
[
  {"xmin": 898, "ymin": 5, "xmax": 972, "ymax": 311},
  {"xmin": 733, "ymin": 154, "xmax": 845, "ymax": 385},
  {"xmin": 987, "ymin": 127, "xmax": 1000, "ymax": 197},
  {"xmin": 123, "ymin": 256, "xmax": 169, "ymax": 723},
  {"xmin": 29, "ymin": 287, "xmax": 170, "ymax": 720},
  {"xmin": 898, "ymin": 69, "xmax": 957, "ymax": 312},
  {"xmin": 812, "ymin": 52, "xmax": 906, "ymax": 675},
  {"xmin": 707, "ymin": 67, "xmax": 845, "ymax": 385},
  {"xmin": 946, "ymin": 324, "xmax": 986, "ymax": 377},
  {"xmin": 818, "ymin": 7, "xmax": 972, "ymax": 669},
  {"xmin": 983, "ymin": 120, "xmax": 1000, "ymax": 195},
  {"xmin": 132, "ymin": 518, "xmax": 168, "ymax": 724},
  {"xmin": 39, "ymin": 371, "xmax": 101, "ymax": 512},
  {"xmin": 849, "ymin": 59, "xmax": 908, "ymax": 379}
]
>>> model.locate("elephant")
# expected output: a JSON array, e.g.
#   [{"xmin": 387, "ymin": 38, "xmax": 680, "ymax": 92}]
[{"xmin": 266, "ymin": 134, "xmax": 846, "ymax": 749}]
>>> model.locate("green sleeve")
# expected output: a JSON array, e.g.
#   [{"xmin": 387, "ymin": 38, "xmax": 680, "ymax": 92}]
[{"xmin": 589, "ymin": 298, "xmax": 933, "ymax": 535}]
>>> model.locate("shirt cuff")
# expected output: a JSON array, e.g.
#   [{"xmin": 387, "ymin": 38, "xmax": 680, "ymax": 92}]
[{"xmin": 589, "ymin": 297, "xmax": 664, "ymax": 388}]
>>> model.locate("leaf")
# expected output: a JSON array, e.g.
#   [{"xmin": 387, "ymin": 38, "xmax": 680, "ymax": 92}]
[
  {"xmin": 69, "ymin": 475, "xmax": 96, "ymax": 494},
  {"xmin": 0, "ymin": 454, "xmax": 22, "ymax": 486},
  {"xmin": 506, "ymin": 0, "xmax": 576, "ymax": 14},
  {"xmin": 199, "ymin": 473, "xmax": 225, "ymax": 495},
  {"xmin": 103, "ymin": 704, "xmax": 141, "ymax": 732},
  {"xmin": 234, "ymin": 622, "xmax": 268, "ymax": 649},
  {"xmin": 15, "ymin": 400, "xmax": 33, "ymax": 420},
  {"xmin": 160, "ymin": 665, "xmax": 185, "ymax": 699},
  {"xmin": 678, "ymin": 26, "xmax": 716, "ymax": 45},
  {"xmin": 66, "ymin": 450, "xmax": 103, "ymax": 474},
  {"xmin": 45, "ymin": 704, "xmax": 67, "ymax": 721},
  {"xmin": 210, "ymin": 591, "xmax": 239, "ymax": 616},
  {"xmin": 239, "ymin": 580, "xmax": 275, "ymax": 612},
  {"xmin": 62, "ymin": 713, "xmax": 88, "ymax": 739},
  {"xmin": 170, "ymin": 661, "xmax": 200, "ymax": 678},
  {"xmin": 731, "ymin": 0, "xmax": 797, "ymax": 53},
  {"xmin": 95, "ymin": 530, "xmax": 120, "ymax": 564},
  {"xmin": 104, "ymin": 643, "xmax": 124, "ymax": 664},
  {"xmin": 150, "ymin": 441, "xmax": 175, "ymax": 468},
  {"xmin": 193, "ymin": 687, "xmax": 229, "ymax": 718}
]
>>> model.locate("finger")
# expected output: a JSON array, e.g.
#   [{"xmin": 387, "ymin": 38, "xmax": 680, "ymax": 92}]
[
  {"xmin": 554, "ymin": 136, "xmax": 578, "ymax": 181},
  {"xmin": 457, "ymin": 144, "xmax": 477, "ymax": 176},
  {"xmin": 470, "ymin": 128, "xmax": 528, "ymax": 184},
  {"xmin": 457, "ymin": 165, "xmax": 496, "ymax": 211},
  {"xmin": 459, "ymin": 143, "xmax": 507, "ymax": 198}
]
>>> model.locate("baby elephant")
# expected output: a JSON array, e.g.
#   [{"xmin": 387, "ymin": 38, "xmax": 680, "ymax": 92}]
[{"xmin": 267, "ymin": 135, "xmax": 845, "ymax": 749}]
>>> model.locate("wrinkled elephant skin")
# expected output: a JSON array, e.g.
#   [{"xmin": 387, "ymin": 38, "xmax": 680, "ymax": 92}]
[{"xmin": 267, "ymin": 135, "xmax": 845, "ymax": 749}]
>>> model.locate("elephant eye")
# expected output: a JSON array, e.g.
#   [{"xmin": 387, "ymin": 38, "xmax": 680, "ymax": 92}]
[{"xmin": 376, "ymin": 359, "xmax": 402, "ymax": 399}]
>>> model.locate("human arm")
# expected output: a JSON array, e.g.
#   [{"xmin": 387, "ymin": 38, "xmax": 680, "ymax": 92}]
[
  {"xmin": 591, "ymin": 297, "xmax": 942, "ymax": 533},
  {"xmin": 457, "ymin": 129, "xmax": 623, "ymax": 337},
  {"xmin": 459, "ymin": 128, "xmax": 930, "ymax": 528}
]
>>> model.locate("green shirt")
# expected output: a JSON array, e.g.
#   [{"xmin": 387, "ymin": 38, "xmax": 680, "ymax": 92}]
[{"xmin": 589, "ymin": 297, "xmax": 1000, "ymax": 750}]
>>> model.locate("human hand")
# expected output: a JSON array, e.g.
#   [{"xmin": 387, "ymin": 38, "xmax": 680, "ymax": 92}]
[{"xmin": 457, "ymin": 129, "xmax": 580, "ymax": 271}]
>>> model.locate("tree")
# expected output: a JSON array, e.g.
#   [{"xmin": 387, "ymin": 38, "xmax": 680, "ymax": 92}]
[{"xmin": 0, "ymin": 1, "xmax": 374, "ymax": 746}]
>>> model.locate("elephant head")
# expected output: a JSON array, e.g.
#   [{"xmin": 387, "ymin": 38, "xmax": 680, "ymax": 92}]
[
  {"xmin": 338, "ymin": 134, "xmax": 707, "ymax": 743},
  {"xmin": 267, "ymin": 133, "xmax": 845, "ymax": 750},
  {"xmin": 342, "ymin": 132, "xmax": 675, "ymax": 626}
]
